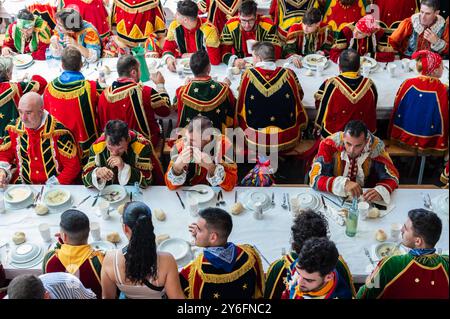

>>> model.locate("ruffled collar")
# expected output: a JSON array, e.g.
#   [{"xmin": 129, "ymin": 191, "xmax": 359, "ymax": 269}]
[{"xmin": 411, "ymin": 13, "xmax": 446, "ymax": 35}]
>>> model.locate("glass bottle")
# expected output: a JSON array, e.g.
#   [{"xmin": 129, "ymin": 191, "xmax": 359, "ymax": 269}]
[{"xmin": 345, "ymin": 198, "xmax": 359, "ymax": 237}]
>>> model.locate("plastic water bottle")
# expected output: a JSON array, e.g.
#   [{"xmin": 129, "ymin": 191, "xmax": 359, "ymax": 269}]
[
  {"xmin": 132, "ymin": 182, "xmax": 143, "ymax": 202},
  {"xmin": 345, "ymin": 198, "xmax": 359, "ymax": 237},
  {"xmin": 45, "ymin": 48, "xmax": 53, "ymax": 69}
]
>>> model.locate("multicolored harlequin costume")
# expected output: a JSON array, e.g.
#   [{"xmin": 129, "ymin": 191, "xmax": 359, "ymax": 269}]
[
  {"xmin": 43, "ymin": 72, "xmax": 101, "ymax": 164},
  {"xmin": 284, "ymin": 22, "xmax": 333, "ymax": 57},
  {"xmin": 143, "ymin": 33, "xmax": 162, "ymax": 57},
  {"xmin": 265, "ymin": 252, "xmax": 356, "ymax": 298},
  {"xmin": 357, "ymin": 249, "xmax": 449, "ymax": 299},
  {"xmin": 281, "ymin": 257, "xmax": 353, "ymax": 299},
  {"xmin": 388, "ymin": 50, "xmax": 448, "ymax": 155},
  {"xmin": 43, "ymin": 243, "xmax": 104, "ymax": 298},
  {"xmin": 309, "ymin": 132, "xmax": 399, "ymax": 203},
  {"xmin": 174, "ymin": 77, "xmax": 236, "ymax": 134},
  {"xmin": 220, "ymin": 15, "xmax": 282, "ymax": 65},
  {"xmin": 2, "ymin": 15, "xmax": 51, "ymax": 60},
  {"xmin": 59, "ymin": 0, "xmax": 111, "ymax": 39},
  {"xmin": 27, "ymin": 2, "xmax": 57, "ymax": 30},
  {"xmin": 53, "ymin": 20, "xmax": 102, "ymax": 63},
  {"xmin": 314, "ymin": 71, "xmax": 378, "ymax": 138},
  {"xmin": 111, "ymin": 0, "xmax": 166, "ymax": 46},
  {"xmin": 236, "ymin": 63, "xmax": 308, "ymax": 152},
  {"xmin": 199, "ymin": 0, "xmax": 242, "ymax": 33},
  {"xmin": 270, "ymin": 0, "xmax": 315, "ymax": 41},
  {"xmin": 82, "ymin": 130, "xmax": 164, "ymax": 188},
  {"xmin": 319, "ymin": 0, "xmax": 366, "ymax": 33},
  {"xmin": 0, "ymin": 75, "xmax": 47, "ymax": 143},
  {"xmin": 162, "ymin": 17, "xmax": 221, "ymax": 65},
  {"xmin": 371, "ymin": 0, "xmax": 419, "ymax": 38},
  {"xmin": 329, "ymin": 15, "xmax": 394, "ymax": 62},
  {"xmin": 389, "ymin": 13, "xmax": 449, "ymax": 57},
  {"xmin": 165, "ymin": 135, "xmax": 238, "ymax": 191},
  {"xmin": 0, "ymin": 112, "xmax": 81, "ymax": 185},
  {"xmin": 101, "ymin": 35, "xmax": 132, "ymax": 57},
  {"xmin": 441, "ymin": 162, "xmax": 449, "ymax": 188},
  {"xmin": 98, "ymin": 78, "xmax": 171, "ymax": 147},
  {"xmin": 179, "ymin": 244, "xmax": 265, "ymax": 299}
]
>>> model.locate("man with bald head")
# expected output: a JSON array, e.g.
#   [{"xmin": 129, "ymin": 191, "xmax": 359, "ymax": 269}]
[{"xmin": 0, "ymin": 92, "xmax": 81, "ymax": 187}]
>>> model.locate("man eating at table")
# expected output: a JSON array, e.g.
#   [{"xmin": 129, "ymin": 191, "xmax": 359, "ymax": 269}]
[
  {"xmin": 43, "ymin": 46, "xmax": 100, "ymax": 164},
  {"xmin": 180, "ymin": 207, "xmax": 265, "ymax": 299},
  {"xmin": 283, "ymin": 8, "xmax": 333, "ymax": 68},
  {"xmin": 358, "ymin": 209, "xmax": 449, "ymax": 299},
  {"xmin": 330, "ymin": 14, "xmax": 395, "ymax": 63},
  {"xmin": 282, "ymin": 237, "xmax": 353, "ymax": 299},
  {"xmin": 1, "ymin": 9, "xmax": 51, "ymax": 61},
  {"xmin": 82, "ymin": 120, "xmax": 165, "ymax": 188},
  {"xmin": 309, "ymin": 120, "xmax": 399, "ymax": 204},
  {"xmin": 165, "ymin": 115, "xmax": 237, "ymax": 191},
  {"xmin": 220, "ymin": 0, "xmax": 281, "ymax": 68},
  {"xmin": 162, "ymin": 0, "xmax": 222, "ymax": 72},
  {"xmin": 388, "ymin": 49, "xmax": 448, "ymax": 155},
  {"xmin": 389, "ymin": 0, "xmax": 448, "ymax": 57},
  {"xmin": 97, "ymin": 54, "xmax": 172, "ymax": 148},
  {"xmin": 43, "ymin": 209, "xmax": 104, "ymax": 298},
  {"xmin": 265, "ymin": 210, "xmax": 355, "ymax": 299},
  {"xmin": 0, "ymin": 92, "xmax": 81, "ymax": 187},
  {"xmin": 314, "ymin": 49, "xmax": 378, "ymax": 138}
]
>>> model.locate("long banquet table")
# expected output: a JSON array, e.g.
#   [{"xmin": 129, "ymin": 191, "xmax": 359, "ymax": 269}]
[
  {"xmin": 1, "ymin": 185, "xmax": 448, "ymax": 284},
  {"xmin": 12, "ymin": 56, "xmax": 450, "ymax": 121}
]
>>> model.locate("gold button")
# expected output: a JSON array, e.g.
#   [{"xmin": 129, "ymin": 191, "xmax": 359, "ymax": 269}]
[
  {"xmin": 431, "ymin": 125, "xmax": 434, "ymax": 129},
  {"xmin": 419, "ymin": 94, "xmax": 423, "ymax": 97},
  {"xmin": 415, "ymin": 278, "xmax": 420, "ymax": 283},
  {"xmin": 415, "ymin": 143, "xmax": 419, "ymax": 146},
  {"xmin": 36, "ymin": 171, "xmax": 39, "ymax": 174},
  {"xmin": 388, "ymin": 13, "xmax": 391, "ymax": 16},
  {"xmin": 342, "ymin": 110, "xmax": 346, "ymax": 113},
  {"xmin": 431, "ymin": 281, "xmax": 435, "ymax": 286},
  {"xmin": 398, "ymin": 114, "xmax": 401, "ymax": 118},
  {"xmin": 34, "ymin": 157, "xmax": 38, "ymax": 161}
]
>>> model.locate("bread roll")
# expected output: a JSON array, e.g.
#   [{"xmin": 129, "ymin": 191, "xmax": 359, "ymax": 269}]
[
  {"xmin": 106, "ymin": 232, "xmax": 121, "ymax": 244},
  {"xmin": 368, "ymin": 207, "xmax": 380, "ymax": 219},
  {"xmin": 154, "ymin": 208, "xmax": 166, "ymax": 221},
  {"xmin": 231, "ymin": 202, "xmax": 244, "ymax": 215},
  {"xmin": 156, "ymin": 234, "xmax": 170, "ymax": 245},
  {"xmin": 338, "ymin": 208, "xmax": 349, "ymax": 218},
  {"xmin": 117, "ymin": 203, "xmax": 125, "ymax": 215},
  {"xmin": 375, "ymin": 229, "xmax": 387, "ymax": 242},
  {"xmin": 13, "ymin": 232, "xmax": 26, "ymax": 245},
  {"xmin": 35, "ymin": 204, "xmax": 49, "ymax": 216}
]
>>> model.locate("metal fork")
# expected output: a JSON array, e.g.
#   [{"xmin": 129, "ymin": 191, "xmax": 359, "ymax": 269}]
[
  {"xmin": 364, "ymin": 247, "xmax": 375, "ymax": 266},
  {"xmin": 281, "ymin": 193, "xmax": 288, "ymax": 210}
]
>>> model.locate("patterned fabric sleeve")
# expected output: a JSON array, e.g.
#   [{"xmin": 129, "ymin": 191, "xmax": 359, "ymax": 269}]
[
  {"xmin": 55, "ymin": 132, "xmax": 81, "ymax": 185},
  {"xmin": 388, "ymin": 18, "xmax": 413, "ymax": 55},
  {"xmin": 262, "ymin": 23, "xmax": 282, "ymax": 59},
  {"xmin": 81, "ymin": 145, "xmax": 99, "ymax": 188},
  {"xmin": 220, "ymin": 23, "xmax": 235, "ymax": 65},
  {"xmin": 203, "ymin": 24, "xmax": 222, "ymax": 65},
  {"xmin": 309, "ymin": 139, "xmax": 340, "ymax": 193},
  {"xmin": 129, "ymin": 141, "xmax": 153, "ymax": 188},
  {"xmin": 19, "ymin": 75, "xmax": 48, "ymax": 95}
]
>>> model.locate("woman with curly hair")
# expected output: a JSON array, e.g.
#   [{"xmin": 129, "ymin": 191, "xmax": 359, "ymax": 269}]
[{"xmin": 100, "ymin": 201, "xmax": 185, "ymax": 299}]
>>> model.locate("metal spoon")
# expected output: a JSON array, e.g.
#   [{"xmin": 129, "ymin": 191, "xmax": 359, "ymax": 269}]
[
  {"xmin": 281, "ymin": 193, "xmax": 288, "ymax": 210},
  {"xmin": 183, "ymin": 189, "xmax": 208, "ymax": 195}
]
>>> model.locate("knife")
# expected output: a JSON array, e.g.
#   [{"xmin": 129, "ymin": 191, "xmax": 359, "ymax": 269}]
[
  {"xmin": 92, "ymin": 192, "xmax": 101, "ymax": 207},
  {"xmin": 74, "ymin": 195, "xmax": 91, "ymax": 208}
]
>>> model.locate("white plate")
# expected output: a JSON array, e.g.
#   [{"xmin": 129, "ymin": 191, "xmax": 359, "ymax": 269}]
[
  {"xmin": 9, "ymin": 247, "xmax": 45, "ymax": 269},
  {"xmin": 100, "ymin": 185, "xmax": 127, "ymax": 204},
  {"xmin": 296, "ymin": 192, "xmax": 322, "ymax": 211},
  {"xmin": 10, "ymin": 243, "xmax": 42, "ymax": 264},
  {"xmin": 303, "ymin": 54, "xmax": 329, "ymax": 70},
  {"xmin": 361, "ymin": 56, "xmax": 377, "ymax": 69},
  {"xmin": 371, "ymin": 242, "xmax": 407, "ymax": 261},
  {"xmin": 4, "ymin": 185, "xmax": 33, "ymax": 205},
  {"xmin": 13, "ymin": 54, "xmax": 33, "ymax": 68},
  {"xmin": 43, "ymin": 188, "xmax": 71, "ymax": 208},
  {"xmin": 158, "ymin": 238, "xmax": 190, "ymax": 261},
  {"xmin": 432, "ymin": 193, "xmax": 449, "ymax": 216},
  {"xmin": 90, "ymin": 241, "xmax": 115, "ymax": 252},
  {"xmin": 185, "ymin": 185, "xmax": 215, "ymax": 204},
  {"xmin": 243, "ymin": 57, "xmax": 254, "ymax": 68},
  {"xmin": 242, "ymin": 190, "xmax": 272, "ymax": 211}
]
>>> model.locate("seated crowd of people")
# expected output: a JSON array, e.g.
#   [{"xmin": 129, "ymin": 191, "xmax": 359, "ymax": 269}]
[{"xmin": 0, "ymin": 0, "xmax": 448, "ymax": 300}]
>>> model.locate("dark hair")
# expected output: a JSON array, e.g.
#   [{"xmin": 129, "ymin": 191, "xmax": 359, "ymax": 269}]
[
  {"xmin": 187, "ymin": 114, "xmax": 213, "ymax": 133},
  {"xmin": 421, "ymin": 0, "xmax": 440, "ymax": 11},
  {"xmin": 17, "ymin": 9, "xmax": 34, "ymax": 21},
  {"xmin": 253, "ymin": 42, "xmax": 276, "ymax": 61},
  {"xmin": 344, "ymin": 120, "xmax": 368, "ymax": 139},
  {"xmin": 190, "ymin": 50, "xmax": 210, "ymax": 76},
  {"xmin": 177, "ymin": 0, "xmax": 198, "ymax": 19},
  {"xmin": 104, "ymin": 120, "xmax": 129, "ymax": 146},
  {"xmin": 61, "ymin": 46, "xmax": 82, "ymax": 71},
  {"xmin": 198, "ymin": 207, "xmax": 233, "ymax": 241},
  {"xmin": 339, "ymin": 48, "xmax": 360, "ymax": 72},
  {"xmin": 117, "ymin": 54, "xmax": 139, "ymax": 77},
  {"xmin": 297, "ymin": 238, "xmax": 339, "ymax": 277},
  {"xmin": 408, "ymin": 209, "xmax": 442, "ymax": 247},
  {"xmin": 55, "ymin": 8, "xmax": 83, "ymax": 32},
  {"xmin": 123, "ymin": 201, "xmax": 157, "ymax": 284},
  {"xmin": 239, "ymin": 0, "xmax": 258, "ymax": 16},
  {"xmin": 60, "ymin": 209, "xmax": 90, "ymax": 245},
  {"xmin": 291, "ymin": 210, "xmax": 328, "ymax": 254},
  {"xmin": 303, "ymin": 8, "xmax": 322, "ymax": 25},
  {"xmin": 7, "ymin": 275, "xmax": 45, "ymax": 299}
]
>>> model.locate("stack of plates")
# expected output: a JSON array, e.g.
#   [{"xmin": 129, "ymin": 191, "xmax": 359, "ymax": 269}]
[
  {"xmin": 179, "ymin": 58, "xmax": 192, "ymax": 74},
  {"xmin": 242, "ymin": 190, "xmax": 272, "ymax": 212},
  {"xmin": 296, "ymin": 192, "xmax": 322, "ymax": 211},
  {"xmin": 303, "ymin": 54, "xmax": 329, "ymax": 70},
  {"xmin": 158, "ymin": 238, "xmax": 193, "ymax": 267},
  {"xmin": 9, "ymin": 243, "xmax": 45, "ymax": 269},
  {"xmin": 3, "ymin": 185, "xmax": 34, "ymax": 210},
  {"xmin": 13, "ymin": 54, "xmax": 34, "ymax": 69}
]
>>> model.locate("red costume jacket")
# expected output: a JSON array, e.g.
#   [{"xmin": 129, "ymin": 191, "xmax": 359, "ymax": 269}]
[{"xmin": 199, "ymin": 0, "xmax": 241, "ymax": 33}]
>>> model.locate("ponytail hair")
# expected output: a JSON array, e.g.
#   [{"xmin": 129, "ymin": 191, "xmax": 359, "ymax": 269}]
[{"xmin": 122, "ymin": 201, "xmax": 157, "ymax": 284}]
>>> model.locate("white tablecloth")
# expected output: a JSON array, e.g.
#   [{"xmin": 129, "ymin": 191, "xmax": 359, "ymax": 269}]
[{"xmin": 1, "ymin": 185, "xmax": 448, "ymax": 283}]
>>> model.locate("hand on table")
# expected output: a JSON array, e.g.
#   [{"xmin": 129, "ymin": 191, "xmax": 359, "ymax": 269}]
[
  {"xmin": 1, "ymin": 47, "xmax": 14, "ymax": 57},
  {"xmin": 345, "ymin": 180, "xmax": 363, "ymax": 198},
  {"xmin": 223, "ymin": 77, "xmax": 231, "ymax": 86},
  {"xmin": 166, "ymin": 57, "xmax": 177, "ymax": 72},
  {"xmin": 96, "ymin": 167, "xmax": 114, "ymax": 182},
  {"xmin": 151, "ymin": 71, "xmax": 165, "ymax": 85},
  {"xmin": 291, "ymin": 55, "xmax": 303, "ymax": 68},
  {"xmin": 363, "ymin": 189, "xmax": 382, "ymax": 202}
]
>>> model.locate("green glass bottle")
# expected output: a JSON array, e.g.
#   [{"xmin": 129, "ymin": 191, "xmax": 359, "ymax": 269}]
[{"xmin": 345, "ymin": 198, "xmax": 359, "ymax": 237}]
